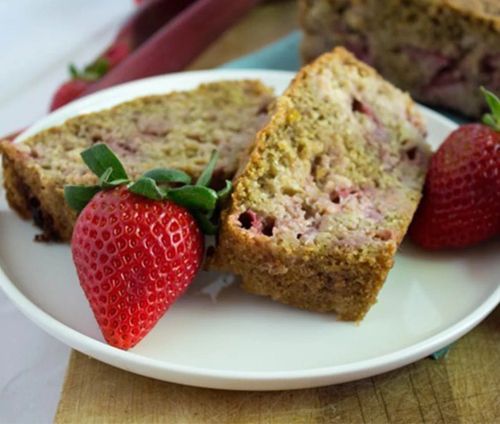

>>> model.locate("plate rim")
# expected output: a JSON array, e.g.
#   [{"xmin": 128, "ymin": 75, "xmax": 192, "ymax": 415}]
[
  {"xmin": 1, "ymin": 260, "xmax": 498, "ymax": 390},
  {"xmin": 1, "ymin": 68, "xmax": 499, "ymax": 390}
]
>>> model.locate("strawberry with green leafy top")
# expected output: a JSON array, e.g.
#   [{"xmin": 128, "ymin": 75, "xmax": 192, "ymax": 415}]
[
  {"xmin": 65, "ymin": 144, "xmax": 230, "ymax": 349},
  {"xmin": 410, "ymin": 88, "xmax": 500, "ymax": 250},
  {"xmin": 50, "ymin": 54, "xmax": 121, "ymax": 111}
]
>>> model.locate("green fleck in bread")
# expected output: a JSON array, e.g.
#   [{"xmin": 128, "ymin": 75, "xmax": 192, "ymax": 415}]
[
  {"xmin": 300, "ymin": 0, "xmax": 500, "ymax": 118},
  {"xmin": 0, "ymin": 80, "xmax": 273, "ymax": 241},
  {"xmin": 209, "ymin": 48, "xmax": 430, "ymax": 321}
]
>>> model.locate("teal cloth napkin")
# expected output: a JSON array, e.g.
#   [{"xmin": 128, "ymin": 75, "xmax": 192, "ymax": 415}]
[
  {"xmin": 221, "ymin": 31, "xmax": 452, "ymax": 360},
  {"xmin": 222, "ymin": 31, "xmax": 302, "ymax": 71}
]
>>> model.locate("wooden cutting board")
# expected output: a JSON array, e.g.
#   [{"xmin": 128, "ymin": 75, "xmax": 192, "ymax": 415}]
[
  {"xmin": 54, "ymin": 1, "xmax": 500, "ymax": 422},
  {"xmin": 55, "ymin": 308, "xmax": 499, "ymax": 423}
]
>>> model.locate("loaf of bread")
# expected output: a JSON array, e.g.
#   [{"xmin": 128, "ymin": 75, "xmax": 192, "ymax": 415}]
[
  {"xmin": 209, "ymin": 48, "xmax": 430, "ymax": 321},
  {"xmin": 300, "ymin": 0, "xmax": 500, "ymax": 118},
  {"xmin": 1, "ymin": 80, "xmax": 273, "ymax": 241}
]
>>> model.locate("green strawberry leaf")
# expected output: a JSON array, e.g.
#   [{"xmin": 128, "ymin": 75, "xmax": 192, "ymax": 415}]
[
  {"xmin": 81, "ymin": 143, "xmax": 128, "ymax": 181},
  {"xmin": 99, "ymin": 166, "xmax": 129, "ymax": 188},
  {"xmin": 69, "ymin": 63, "xmax": 80, "ymax": 79},
  {"xmin": 217, "ymin": 180, "xmax": 232, "ymax": 201},
  {"xmin": 102, "ymin": 178, "xmax": 130, "ymax": 189},
  {"xmin": 83, "ymin": 58, "xmax": 109, "ymax": 80},
  {"xmin": 68, "ymin": 58, "xmax": 109, "ymax": 81},
  {"xmin": 166, "ymin": 186, "xmax": 217, "ymax": 213},
  {"xmin": 192, "ymin": 212, "xmax": 218, "ymax": 235},
  {"xmin": 483, "ymin": 115, "xmax": 499, "ymax": 131},
  {"xmin": 143, "ymin": 168, "xmax": 192, "ymax": 185},
  {"xmin": 196, "ymin": 150, "xmax": 219, "ymax": 187},
  {"xmin": 64, "ymin": 185, "xmax": 101, "ymax": 212},
  {"xmin": 128, "ymin": 177, "xmax": 165, "ymax": 201},
  {"xmin": 481, "ymin": 87, "xmax": 500, "ymax": 131}
]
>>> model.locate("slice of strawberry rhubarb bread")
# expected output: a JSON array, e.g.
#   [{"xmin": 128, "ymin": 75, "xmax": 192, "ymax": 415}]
[
  {"xmin": 300, "ymin": 0, "xmax": 500, "ymax": 118},
  {"xmin": 209, "ymin": 48, "xmax": 430, "ymax": 321},
  {"xmin": 1, "ymin": 80, "xmax": 273, "ymax": 241}
]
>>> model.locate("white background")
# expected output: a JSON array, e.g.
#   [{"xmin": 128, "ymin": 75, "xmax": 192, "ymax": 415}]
[{"xmin": 0, "ymin": 1, "xmax": 134, "ymax": 422}]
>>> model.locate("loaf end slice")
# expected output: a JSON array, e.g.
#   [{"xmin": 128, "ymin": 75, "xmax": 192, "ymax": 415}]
[
  {"xmin": 209, "ymin": 48, "xmax": 430, "ymax": 321},
  {"xmin": 1, "ymin": 80, "xmax": 273, "ymax": 241}
]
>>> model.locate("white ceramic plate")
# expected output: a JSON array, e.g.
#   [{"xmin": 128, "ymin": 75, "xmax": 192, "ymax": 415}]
[{"xmin": 0, "ymin": 70, "xmax": 498, "ymax": 391}]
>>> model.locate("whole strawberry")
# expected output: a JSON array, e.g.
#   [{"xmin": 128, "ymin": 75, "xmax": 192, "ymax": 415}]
[
  {"xmin": 410, "ymin": 88, "xmax": 500, "ymax": 250},
  {"xmin": 65, "ymin": 144, "xmax": 230, "ymax": 349}
]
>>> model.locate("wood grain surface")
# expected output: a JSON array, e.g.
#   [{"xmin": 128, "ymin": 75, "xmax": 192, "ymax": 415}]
[
  {"xmin": 55, "ymin": 308, "xmax": 499, "ymax": 423},
  {"xmin": 54, "ymin": 1, "xmax": 500, "ymax": 422}
]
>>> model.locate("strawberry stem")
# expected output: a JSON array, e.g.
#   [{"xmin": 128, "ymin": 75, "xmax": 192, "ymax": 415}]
[{"xmin": 481, "ymin": 87, "xmax": 500, "ymax": 132}]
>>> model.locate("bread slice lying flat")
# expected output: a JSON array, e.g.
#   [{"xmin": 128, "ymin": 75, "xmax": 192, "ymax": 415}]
[
  {"xmin": 1, "ymin": 80, "xmax": 273, "ymax": 241},
  {"xmin": 209, "ymin": 48, "xmax": 430, "ymax": 321}
]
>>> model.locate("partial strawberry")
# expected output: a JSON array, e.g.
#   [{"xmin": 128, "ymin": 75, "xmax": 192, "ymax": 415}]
[
  {"xmin": 48, "ymin": 0, "xmax": 185, "ymax": 111},
  {"xmin": 410, "ymin": 87, "xmax": 500, "ymax": 250},
  {"xmin": 50, "ymin": 79, "xmax": 89, "ymax": 111},
  {"xmin": 65, "ymin": 144, "xmax": 229, "ymax": 349},
  {"xmin": 50, "ymin": 59, "xmax": 110, "ymax": 111},
  {"xmin": 50, "ymin": 44, "xmax": 132, "ymax": 111}
]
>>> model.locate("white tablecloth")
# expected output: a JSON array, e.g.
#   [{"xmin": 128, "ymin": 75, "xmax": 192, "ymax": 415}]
[{"xmin": 0, "ymin": 2, "xmax": 134, "ymax": 422}]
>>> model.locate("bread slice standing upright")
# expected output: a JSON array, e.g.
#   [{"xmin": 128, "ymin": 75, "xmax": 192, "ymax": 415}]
[{"xmin": 209, "ymin": 48, "xmax": 430, "ymax": 321}]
